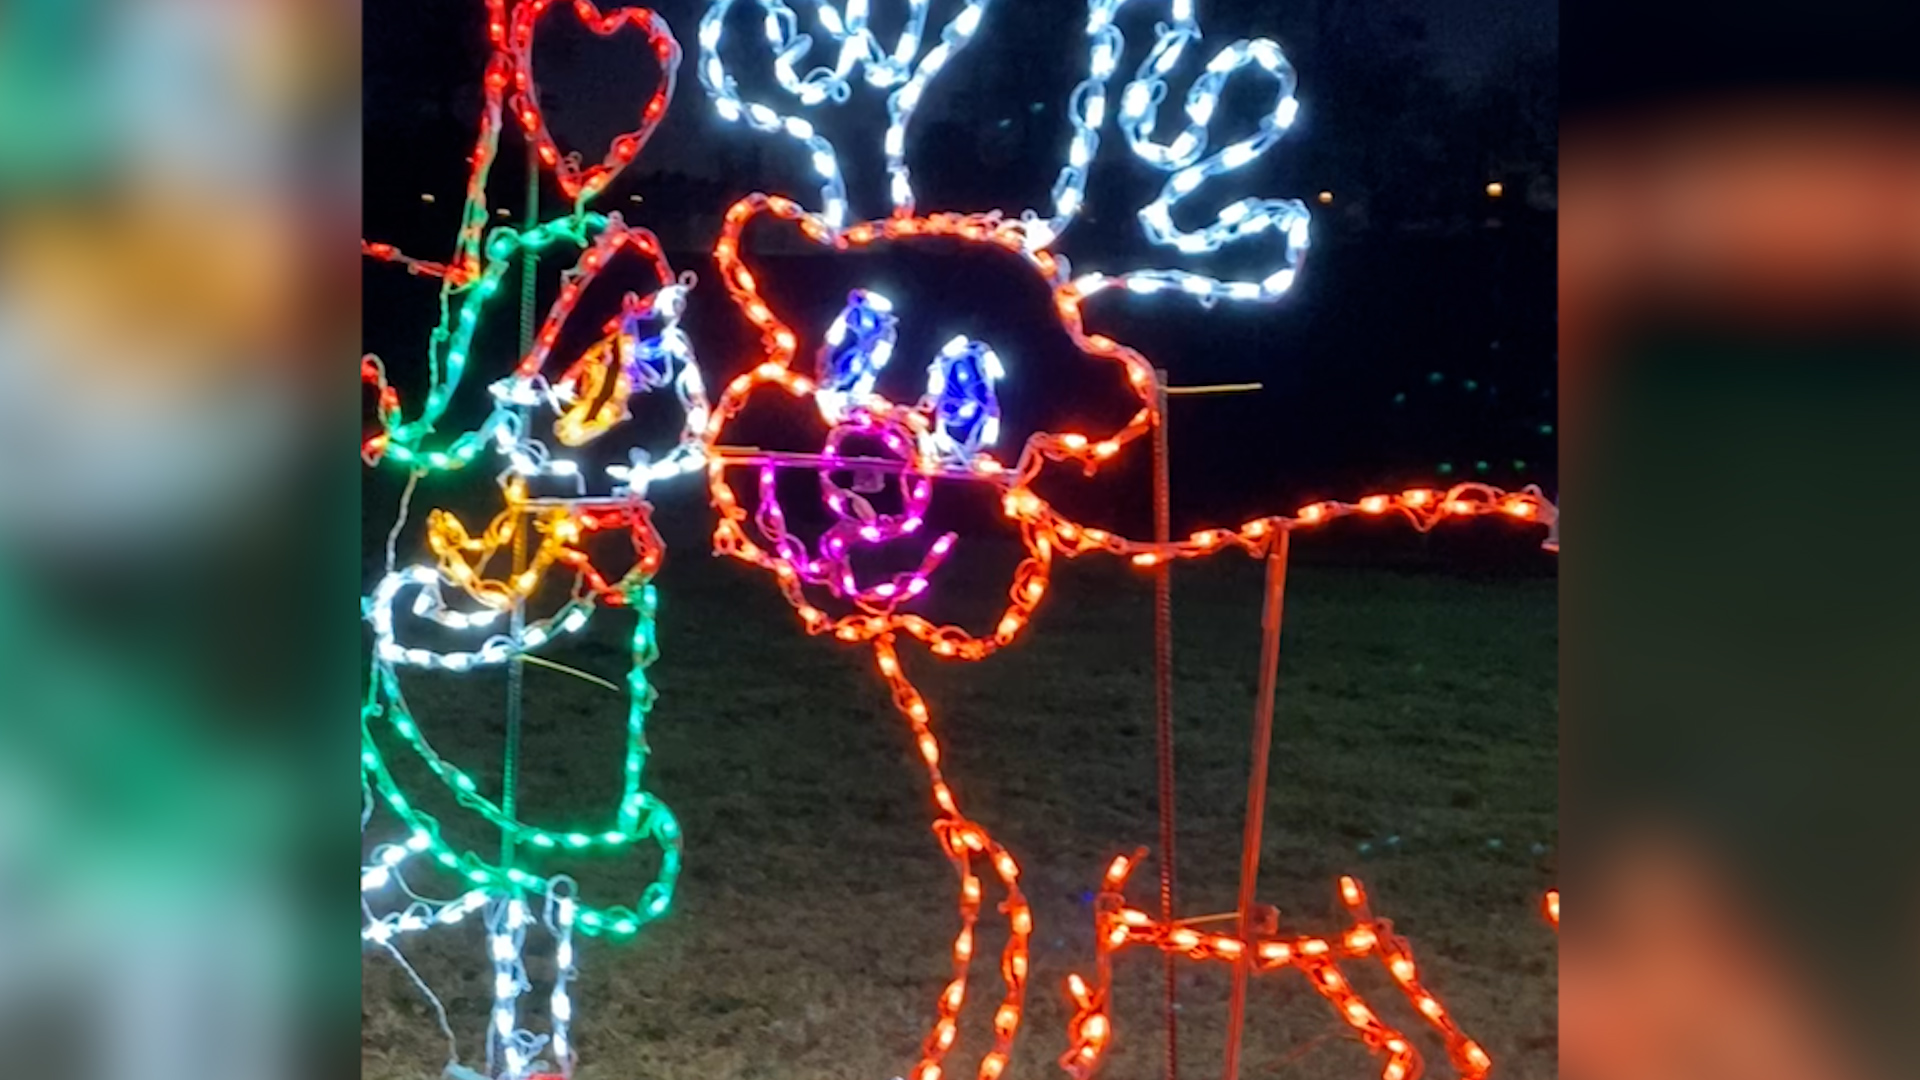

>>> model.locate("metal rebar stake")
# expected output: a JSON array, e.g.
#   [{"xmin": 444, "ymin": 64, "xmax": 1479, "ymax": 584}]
[
  {"xmin": 1221, "ymin": 533, "xmax": 1291, "ymax": 1080},
  {"xmin": 1151, "ymin": 368, "xmax": 1179, "ymax": 1080},
  {"xmin": 501, "ymin": 144, "xmax": 540, "ymax": 874}
]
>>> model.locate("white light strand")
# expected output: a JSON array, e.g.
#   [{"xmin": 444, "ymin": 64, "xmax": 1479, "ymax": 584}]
[
  {"xmin": 361, "ymin": 807, "xmax": 586, "ymax": 1076},
  {"xmin": 487, "ymin": 896, "xmax": 541, "ymax": 1080},
  {"xmin": 882, "ymin": 0, "xmax": 991, "ymax": 217},
  {"xmin": 814, "ymin": 287, "xmax": 898, "ymax": 425},
  {"xmin": 601, "ymin": 323, "xmax": 713, "ymax": 493},
  {"xmin": 367, "ymin": 564, "xmax": 595, "ymax": 673},
  {"xmin": 701, "ymin": 1, "xmax": 856, "ymax": 229},
  {"xmin": 1026, "ymin": 0, "xmax": 1311, "ymax": 305},
  {"xmin": 545, "ymin": 879, "xmax": 581, "ymax": 1076},
  {"xmin": 361, "ymin": 780, "xmax": 463, "ymax": 1065},
  {"xmin": 698, "ymin": 0, "xmax": 994, "ymax": 230},
  {"xmin": 362, "ymin": 878, "xmax": 492, "ymax": 944}
]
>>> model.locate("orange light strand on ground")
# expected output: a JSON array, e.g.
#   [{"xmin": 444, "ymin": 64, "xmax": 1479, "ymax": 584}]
[{"xmin": 1061, "ymin": 855, "xmax": 1492, "ymax": 1080}]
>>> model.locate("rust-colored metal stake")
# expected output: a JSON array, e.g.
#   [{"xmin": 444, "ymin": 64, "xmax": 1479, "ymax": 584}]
[
  {"xmin": 1151, "ymin": 369, "xmax": 1179, "ymax": 1080},
  {"xmin": 1222, "ymin": 532, "xmax": 1291, "ymax": 1080}
]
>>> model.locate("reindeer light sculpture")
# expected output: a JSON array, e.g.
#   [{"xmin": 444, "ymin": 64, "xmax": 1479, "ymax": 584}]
[{"xmin": 691, "ymin": 2, "xmax": 1553, "ymax": 1079}]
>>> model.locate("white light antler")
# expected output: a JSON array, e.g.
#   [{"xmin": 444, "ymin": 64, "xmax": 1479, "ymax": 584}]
[
  {"xmin": 698, "ymin": 0, "xmax": 994, "ymax": 230},
  {"xmin": 1026, "ymin": 0, "xmax": 1311, "ymax": 304}
]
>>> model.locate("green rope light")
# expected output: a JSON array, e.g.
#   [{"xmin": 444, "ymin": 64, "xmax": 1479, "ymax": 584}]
[
  {"xmin": 380, "ymin": 214, "xmax": 611, "ymax": 471},
  {"xmin": 362, "ymin": 579, "xmax": 680, "ymax": 938}
]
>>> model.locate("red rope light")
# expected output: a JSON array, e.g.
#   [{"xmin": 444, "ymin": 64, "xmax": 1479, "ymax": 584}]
[
  {"xmin": 513, "ymin": 218, "xmax": 677, "ymax": 381},
  {"xmin": 364, "ymin": 3, "xmax": 676, "ymax": 285},
  {"xmin": 506, "ymin": 2, "xmax": 681, "ymax": 206}
]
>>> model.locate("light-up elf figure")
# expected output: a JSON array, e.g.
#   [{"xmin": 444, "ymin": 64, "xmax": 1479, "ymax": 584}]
[
  {"xmin": 360, "ymin": 5, "xmax": 708, "ymax": 1079},
  {"xmin": 694, "ymin": 2, "xmax": 1554, "ymax": 1078}
]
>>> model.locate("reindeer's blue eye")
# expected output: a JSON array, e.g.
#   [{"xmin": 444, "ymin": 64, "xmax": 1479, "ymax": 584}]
[
  {"xmin": 925, "ymin": 336, "xmax": 1002, "ymax": 464},
  {"xmin": 816, "ymin": 290, "xmax": 899, "ymax": 412}
]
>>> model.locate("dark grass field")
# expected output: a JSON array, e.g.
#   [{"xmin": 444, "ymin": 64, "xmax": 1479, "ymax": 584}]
[{"xmin": 362, "ymin": 512, "xmax": 1556, "ymax": 1080}]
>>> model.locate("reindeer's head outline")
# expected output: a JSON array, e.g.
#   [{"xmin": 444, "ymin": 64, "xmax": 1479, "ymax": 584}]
[{"xmin": 686, "ymin": 0, "xmax": 1319, "ymax": 658}]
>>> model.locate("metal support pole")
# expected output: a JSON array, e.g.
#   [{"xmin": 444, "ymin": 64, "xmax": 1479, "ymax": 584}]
[
  {"xmin": 501, "ymin": 144, "xmax": 541, "ymax": 872},
  {"xmin": 1221, "ymin": 532, "xmax": 1291, "ymax": 1080},
  {"xmin": 1151, "ymin": 368, "xmax": 1179, "ymax": 1080}
]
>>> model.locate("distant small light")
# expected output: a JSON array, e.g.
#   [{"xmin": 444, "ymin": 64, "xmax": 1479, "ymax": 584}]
[
  {"xmin": 421, "ymin": 193, "xmax": 437, "ymax": 204},
  {"xmin": 1485, "ymin": 181, "xmax": 1504, "ymax": 198},
  {"xmin": 630, "ymin": 195, "xmax": 644, "ymax": 203},
  {"xmin": 1317, "ymin": 190, "xmax": 1333, "ymax": 204},
  {"xmin": 496, "ymin": 208, "xmax": 511, "ymax": 217}
]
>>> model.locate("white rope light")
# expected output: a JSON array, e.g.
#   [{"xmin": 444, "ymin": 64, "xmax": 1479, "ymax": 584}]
[
  {"xmin": 366, "ymin": 564, "xmax": 595, "ymax": 672},
  {"xmin": 697, "ymin": 0, "xmax": 995, "ymax": 229},
  {"xmin": 544, "ymin": 878, "xmax": 581, "ymax": 1074},
  {"xmin": 1026, "ymin": 0, "xmax": 1311, "ymax": 305},
  {"xmin": 488, "ymin": 896, "xmax": 538, "ymax": 1080}
]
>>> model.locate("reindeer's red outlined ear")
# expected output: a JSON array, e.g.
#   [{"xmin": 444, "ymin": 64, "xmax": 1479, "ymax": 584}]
[
  {"xmin": 695, "ymin": 0, "xmax": 992, "ymax": 232},
  {"xmin": 1019, "ymin": 0, "xmax": 1311, "ymax": 307}
]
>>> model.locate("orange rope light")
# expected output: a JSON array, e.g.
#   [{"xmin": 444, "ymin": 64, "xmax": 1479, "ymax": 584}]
[
  {"xmin": 552, "ymin": 332, "xmax": 638, "ymax": 446},
  {"xmin": 706, "ymin": 196, "xmax": 1559, "ymax": 649},
  {"xmin": 701, "ymin": 194, "xmax": 1557, "ymax": 1079},
  {"xmin": 874, "ymin": 636, "xmax": 1033, "ymax": 1080},
  {"xmin": 428, "ymin": 477, "xmax": 666, "ymax": 610},
  {"xmin": 1061, "ymin": 854, "xmax": 1493, "ymax": 1080},
  {"xmin": 1544, "ymin": 889, "xmax": 1559, "ymax": 930}
]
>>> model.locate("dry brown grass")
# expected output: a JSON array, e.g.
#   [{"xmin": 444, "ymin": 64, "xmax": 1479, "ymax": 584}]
[{"xmin": 363, "ymin": 530, "xmax": 1556, "ymax": 1080}]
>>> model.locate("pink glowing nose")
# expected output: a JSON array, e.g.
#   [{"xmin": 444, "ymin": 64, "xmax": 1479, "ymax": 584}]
[{"xmin": 753, "ymin": 409, "xmax": 958, "ymax": 610}]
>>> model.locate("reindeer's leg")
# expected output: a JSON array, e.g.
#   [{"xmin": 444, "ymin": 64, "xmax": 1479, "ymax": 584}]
[
  {"xmin": 1334, "ymin": 877, "xmax": 1493, "ymax": 1080},
  {"xmin": 874, "ymin": 635, "xmax": 1033, "ymax": 1080},
  {"xmin": 1288, "ymin": 950, "xmax": 1424, "ymax": 1080},
  {"xmin": 1061, "ymin": 851, "xmax": 1145, "ymax": 1078},
  {"xmin": 1063, "ymin": 858, "xmax": 1462, "ymax": 1080}
]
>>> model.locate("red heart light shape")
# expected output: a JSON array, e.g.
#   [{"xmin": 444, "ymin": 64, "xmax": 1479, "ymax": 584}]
[{"xmin": 508, "ymin": 1, "xmax": 681, "ymax": 205}]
